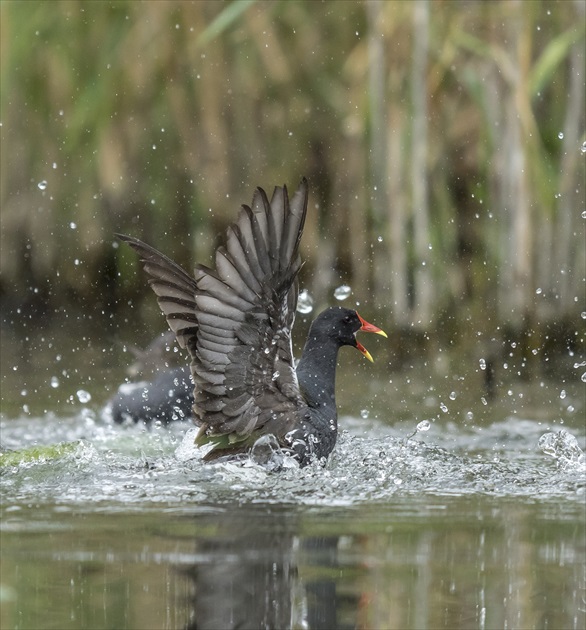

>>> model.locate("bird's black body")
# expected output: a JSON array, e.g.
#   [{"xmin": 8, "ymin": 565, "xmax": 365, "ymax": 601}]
[
  {"xmin": 107, "ymin": 366, "xmax": 193, "ymax": 425},
  {"xmin": 118, "ymin": 179, "xmax": 385, "ymax": 466}
]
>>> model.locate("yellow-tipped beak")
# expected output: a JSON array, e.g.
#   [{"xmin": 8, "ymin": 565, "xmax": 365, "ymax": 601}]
[
  {"xmin": 355, "ymin": 313, "xmax": 387, "ymax": 362},
  {"xmin": 356, "ymin": 341, "xmax": 374, "ymax": 363},
  {"xmin": 357, "ymin": 314, "xmax": 387, "ymax": 338}
]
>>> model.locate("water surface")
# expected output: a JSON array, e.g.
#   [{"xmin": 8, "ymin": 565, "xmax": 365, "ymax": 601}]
[{"xmin": 1, "ymin": 329, "xmax": 585, "ymax": 629}]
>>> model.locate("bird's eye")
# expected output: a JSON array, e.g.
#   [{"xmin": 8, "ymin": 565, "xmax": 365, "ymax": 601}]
[{"xmin": 343, "ymin": 316, "xmax": 351, "ymax": 324}]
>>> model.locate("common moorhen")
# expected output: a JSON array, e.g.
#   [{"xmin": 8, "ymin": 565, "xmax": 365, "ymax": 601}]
[
  {"xmin": 106, "ymin": 365, "xmax": 193, "ymax": 425},
  {"xmin": 104, "ymin": 332, "xmax": 194, "ymax": 425},
  {"xmin": 117, "ymin": 178, "xmax": 386, "ymax": 466}
]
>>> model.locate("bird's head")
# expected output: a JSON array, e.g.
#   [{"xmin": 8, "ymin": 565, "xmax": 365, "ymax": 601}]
[{"xmin": 315, "ymin": 306, "xmax": 387, "ymax": 362}]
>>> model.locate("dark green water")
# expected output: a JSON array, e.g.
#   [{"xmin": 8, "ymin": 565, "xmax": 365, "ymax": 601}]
[
  {"xmin": 1, "ymin": 326, "xmax": 585, "ymax": 629},
  {"xmin": 2, "ymin": 498, "xmax": 584, "ymax": 630}
]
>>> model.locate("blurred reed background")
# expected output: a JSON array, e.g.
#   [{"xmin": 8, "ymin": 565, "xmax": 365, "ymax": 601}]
[{"xmin": 1, "ymin": 0, "xmax": 584, "ymax": 366}]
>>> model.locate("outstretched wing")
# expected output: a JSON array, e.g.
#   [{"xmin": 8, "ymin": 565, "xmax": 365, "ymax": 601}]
[
  {"xmin": 117, "ymin": 178, "xmax": 309, "ymax": 446},
  {"xmin": 115, "ymin": 237, "xmax": 199, "ymax": 354}
]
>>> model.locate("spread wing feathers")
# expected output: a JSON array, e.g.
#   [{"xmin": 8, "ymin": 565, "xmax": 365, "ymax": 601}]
[
  {"xmin": 117, "ymin": 178, "xmax": 310, "ymax": 443},
  {"xmin": 115, "ymin": 235, "xmax": 198, "ymax": 351},
  {"xmin": 192, "ymin": 178, "xmax": 309, "ymax": 438}
]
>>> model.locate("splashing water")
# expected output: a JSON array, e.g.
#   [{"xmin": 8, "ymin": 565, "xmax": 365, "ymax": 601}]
[
  {"xmin": 296, "ymin": 289, "xmax": 314, "ymax": 314},
  {"xmin": 76, "ymin": 390, "xmax": 92, "ymax": 404},
  {"xmin": 333, "ymin": 285, "xmax": 352, "ymax": 301},
  {"xmin": 538, "ymin": 430, "xmax": 586, "ymax": 472},
  {"xmin": 1, "ymin": 413, "xmax": 584, "ymax": 508}
]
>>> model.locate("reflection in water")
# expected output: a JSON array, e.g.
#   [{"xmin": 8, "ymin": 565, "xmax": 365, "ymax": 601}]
[
  {"xmin": 179, "ymin": 509, "xmax": 345, "ymax": 630},
  {"xmin": 303, "ymin": 537, "xmax": 341, "ymax": 630},
  {"xmin": 153, "ymin": 500, "xmax": 585, "ymax": 630},
  {"xmin": 1, "ymin": 498, "xmax": 585, "ymax": 630}
]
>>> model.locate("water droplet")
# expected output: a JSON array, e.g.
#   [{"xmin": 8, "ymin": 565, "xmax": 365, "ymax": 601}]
[
  {"xmin": 538, "ymin": 429, "xmax": 585, "ymax": 468},
  {"xmin": 479, "ymin": 358, "xmax": 486, "ymax": 370},
  {"xmin": 296, "ymin": 289, "xmax": 314, "ymax": 314},
  {"xmin": 581, "ymin": 372, "xmax": 586, "ymax": 383},
  {"xmin": 538, "ymin": 432, "xmax": 557, "ymax": 457},
  {"xmin": 581, "ymin": 141, "xmax": 586, "ymax": 154},
  {"xmin": 582, "ymin": 211, "xmax": 586, "ymax": 219},
  {"xmin": 416, "ymin": 420, "xmax": 430, "ymax": 432},
  {"xmin": 360, "ymin": 409, "xmax": 369, "ymax": 419},
  {"xmin": 38, "ymin": 180, "xmax": 47, "ymax": 191},
  {"xmin": 70, "ymin": 222, "xmax": 77, "ymax": 230},
  {"xmin": 76, "ymin": 390, "xmax": 92, "ymax": 403},
  {"xmin": 449, "ymin": 391, "xmax": 457, "ymax": 401},
  {"xmin": 377, "ymin": 235, "xmax": 383, "ymax": 243},
  {"xmin": 560, "ymin": 389, "xmax": 566, "ymax": 400},
  {"xmin": 272, "ymin": 371, "xmax": 280, "ymax": 381},
  {"xmin": 334, "ymin": 285, "xmax": 352, "ymax": 301},
  {"xmin": 535, "ymin": 287, "xmax": 542, "ymax": 295},
  {"xmin": 558, "ymin": 132, "xmax": 564, "ymax": 139},
  {"xmin": 440, "ymin": 402, "xmax": 448, "ymax": 413},
  {"xmin": 50, "ymin": 376, "xmax": 59, "ymax": 388},
  {"xmin": 581, "ymin": 312, "xmax": 586, "ymax": 319}
]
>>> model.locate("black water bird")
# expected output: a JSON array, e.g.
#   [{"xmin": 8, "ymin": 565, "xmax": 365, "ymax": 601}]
[
  {"xmin": 107, "ymin": 365, "xmax": 193, "ymax": 425},
  {"xmin": 105, "ymin": 332, "xmax": 194, "ymax": 425},
  {"xmin": 117, "ymin": 179, "xmax": 386, "ymax": 466}
]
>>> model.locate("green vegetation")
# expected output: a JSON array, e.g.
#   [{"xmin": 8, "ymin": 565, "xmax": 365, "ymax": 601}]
[
  {"xmin": 1, "ymin": 1, "xmax": 584, "ymax": 361},
  {"xmin": 0, "ymin": 441, "xmax": 80, "ymax": 468}
]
